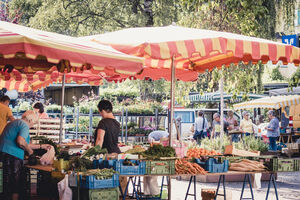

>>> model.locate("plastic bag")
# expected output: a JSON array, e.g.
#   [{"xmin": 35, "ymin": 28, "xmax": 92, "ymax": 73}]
[
  {"xmin": 40, "ymin": 146, "xmax": 55, "ymax": 165},
  {"xmin": 58, "ymin": 174, "xmax": 72, "ymax": 200}
]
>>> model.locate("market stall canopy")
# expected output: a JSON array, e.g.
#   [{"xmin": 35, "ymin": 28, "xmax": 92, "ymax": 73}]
[
  {"xmin": 0, "ymin": 66, "xmax": 124, "ymax": 92},
  {"xmin": 188, "ymin": 92, "xmax": 265, "ymax": 103},
  {"xmin": 269, "ymin": 86, "xmax": 300, "ymax": 96},
  {"xmin": 81, "ymin": 25, "xmax": 300, "ymax": 76},
  {"xmin": 233, "ymin": 95, "xmax": 300, "ymax": 110},
  {"xmin": 0, "ymin": 21, "xmax": 144, "ymax": 75}
]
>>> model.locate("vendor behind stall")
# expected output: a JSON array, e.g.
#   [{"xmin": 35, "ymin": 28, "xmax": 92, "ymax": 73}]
[
  {"xmin": 0, "ymin": 110, "xmax": 49, "ymax": 200},
  {"xmin": 143, "ymin": 130, "xmax": 169, "ymax": 197},
  {"xmin": 94, "ymin": 100, "xmax": 121, "ymax": 154},
  {"xmin": 33, "ymin": 102, "xmax": 49, "ymax": 119}
]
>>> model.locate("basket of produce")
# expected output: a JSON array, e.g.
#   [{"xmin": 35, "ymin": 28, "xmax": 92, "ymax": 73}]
[
  {"xmin": 51, "ymin": 171, "xmax": 66, "ymax": 180},
  {"xmin": 175, "ymin": 158, "xmax": 207, "ymax": 175},
  {"xmin": 71, "ymin": 169, "xmax": 119, "ymax": 189},
  {"xmin": 53, "ymin": 159, "xmax": 70, "ymax": 171},
  {"xmin": 201, "ymin": 189, "xmax": 216, "ymax": 200},
  {"xmin": 195, "ymin": 158, "xmax": 229, "ymax": 173},
  {"xmin": 114, "ymin": 159, "xmax": 146, "ymax": 175}
]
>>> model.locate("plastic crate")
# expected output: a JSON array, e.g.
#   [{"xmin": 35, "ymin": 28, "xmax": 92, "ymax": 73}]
[
  {"xmin": 271, "ymin": 158, "xmax": 299, "ymax": 172},
  {"xmin": 53, "ymin": 159, "xmax": 69, "ymax": 171},
  {"xmin": 79, "ymin": 174, "xmax": 119, "ymax": 189},
  {"xmin": 114, "ymin": 160, "xmax": 146, "ymax": 175},
  {"xmin": 72, "ymin": 187, "xmax": 119, "ymax": 200},
  {"xmin": 195, "ymin": 158, "xmax": 228, "ymax": 173},
  {"xmin": 146, "ymin": 160, "xmax": 175, "ymax": 175},
  {"xmin": 93, "ymin": 159, "xmax": 116, "ymax": 169}
]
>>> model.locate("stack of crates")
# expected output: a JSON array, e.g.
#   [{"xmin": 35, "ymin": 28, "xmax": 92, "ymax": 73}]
[
  {"xmin": 69, "ymin": 172, "xmax": 120, "ymax": 200},
  {"xmin": 145, "ymin": 160, "xmax": 175, "ymax": 175},
  {"xmin": 114, "ymin": 159, "xmax": 146, "ymax": 175},
  {"xmin": 267, "ymin": 158, "xmax": 300, "ymax": 172}
]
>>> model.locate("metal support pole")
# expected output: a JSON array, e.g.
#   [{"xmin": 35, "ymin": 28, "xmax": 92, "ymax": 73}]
[
  {"xmin": 219, "ymin": 74, "xmax": 224, "ymax": 151},
  {"xmin": 59, "ymin": 73, "xmax": 65, "ymax": 144},
  {"xmin": 89, "ymin": 107, "xmax": 93, "ymax": 143},
  {"xmin": 155, "ymin": 108, "xmax": 159, "ymax": 130},
  {"xmin": 169, "ymin": 55, "xmax": 176, "ymax": 147},
  {"xmin": 125, "ymin": 108, "xmax": 128, "ymax": 144},
  {"xmin": 121, "ymin": 108, "xmax": 124, "ymax": 143},
  {"xmin": 76, "ymin": 107, "xmax": 79, "ymax": 139}
]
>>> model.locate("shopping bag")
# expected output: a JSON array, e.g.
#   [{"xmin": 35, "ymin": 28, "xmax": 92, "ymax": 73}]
[
  {"xmin": 40, "ymin": 146, "xmax": 55, "ymax": 165},
  {"xmin": 58, "ymin": 174, "xmax": 72, "ymax": 200}
]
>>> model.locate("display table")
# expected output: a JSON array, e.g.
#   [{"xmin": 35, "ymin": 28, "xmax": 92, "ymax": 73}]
[{"xmin": 183, "ymin": 171, "xmax": 278, "ymax": 200}]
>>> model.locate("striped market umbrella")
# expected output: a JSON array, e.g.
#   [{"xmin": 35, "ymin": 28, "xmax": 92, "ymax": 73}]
[
  {"xmin": 0, "ymin": 67, "xmax": 125, "ymax": 92},
  {"xmin": 233, "ymin": 95, "xmax": 300, "ymax": 110},
  {"xmin": 82, "ymin": 25, "xmax": 300, "ymax": 74},
  {"xmin": 0, "ymin": 21, "xmax": 144, "ymax": 75}
]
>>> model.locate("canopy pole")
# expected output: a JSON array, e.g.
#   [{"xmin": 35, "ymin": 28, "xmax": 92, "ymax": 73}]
[
  {"xmin": 168, "ymin": 55, "xmax": 175, "ymax": 200},
  {"xmin": 219, "ymin": 72, "xmax": 224, "ymax": 150},
  {"xmin": 169, "ymin": 55, "xmax": 175, "ymax": 147},
  {"xmin": 59, "ymin": 73, "xmax": 65, "ymax": 144}
]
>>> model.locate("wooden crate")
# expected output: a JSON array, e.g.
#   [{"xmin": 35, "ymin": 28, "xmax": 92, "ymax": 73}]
[
  {"xmin": 224, "ymin": 145, "xmax": 260, "ymax": 157},
  {"xmin": 30, "ymin": 118, "xmax": 64, "ymax": 142}
]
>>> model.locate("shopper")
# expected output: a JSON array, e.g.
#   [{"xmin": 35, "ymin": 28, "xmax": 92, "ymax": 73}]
[
  {"xmin": 193, "ymin": 111, "xmax": 208, "ymax": 141},
  {"xmin": 148, "ymin": 130, "xmax": 169, "ymax": 143},
  {"xmin": 0, "ymin": 95, "xmax": 15, "ymax": 134},
  {"xmin": 226, "ymin": 110, "xmax": 239, "ymax": 142},
  {"xmin": 265, "ymin": 110, "xmax": 280, "ymax": 151},
  {"xmin": 33, "ymin": 102, "xmax": 49, "ymax": 119},
  {"xmin": 211, "ymin": 113, "xmax": 229, "ymax": 138},
  {"xmin": 239, "ymin": 111, "xmax": 254, "ymax": 137},
  {"xmin": 94, "ymin": 100, "xmax": 121, "ymax": 153},
  {"xmin": 0, "ymin": 110, "xmax": 49, "ymax": 200}
]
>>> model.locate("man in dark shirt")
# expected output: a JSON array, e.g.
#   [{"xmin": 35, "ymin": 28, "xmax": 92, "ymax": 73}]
[{"xmin": 94, "ymin": 100, "xmax": 121, "ymax": 154}]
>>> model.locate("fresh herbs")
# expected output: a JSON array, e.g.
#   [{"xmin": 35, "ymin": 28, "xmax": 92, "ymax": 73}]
[
  {"xmin": 69, "ymin": 156, "xmax": 93, "ymax": 172},
  {"xmin": 82, "ymin": 145, "xmax": 108, "ymax": 158},
  {"xmin": 82, "ymin": 168, "xmax": 116, "ymax": 180},
  {"xmin": 141, "ymin": 145, "xmax": 176, "ymax": 160}
]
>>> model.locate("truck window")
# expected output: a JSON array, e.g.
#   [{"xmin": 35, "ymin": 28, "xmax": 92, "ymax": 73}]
[{"xmin": 174, "ymin": 111, "xmax": 195, "ymax": 123}]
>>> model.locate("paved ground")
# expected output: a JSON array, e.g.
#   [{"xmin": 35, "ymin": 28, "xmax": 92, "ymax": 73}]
[{"xmin": 169, "ymin": 172, "xmax": 300, "ymax": 200}]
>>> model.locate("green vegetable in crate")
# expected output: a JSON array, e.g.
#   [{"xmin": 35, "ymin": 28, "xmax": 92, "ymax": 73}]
[
  {"xmin": 69, "ymin": 156, "xmax": 93, "ymax": 172},
  {"xmin": 125, "ymin": 147, "xmax": 145, "ymax": 154},
  {"xmin": 141, "ymin": 144, "xmax": 176, "ymax": 160},
  {"xmin": 82, "ymin": 145, "xmax": 108, "ymax": 158},
  {"xmin": 123, "ymin": 158, "xmax": 136, "ymax": 166},
  {"xmin": 83, "ymin": 168, "xmax": 117, "ymax": 180}
]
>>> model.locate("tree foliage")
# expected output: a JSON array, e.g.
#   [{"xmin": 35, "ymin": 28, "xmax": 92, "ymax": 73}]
[{"xmin": 8, "ymin": 0, "xmax": 297, "ymax": 105}]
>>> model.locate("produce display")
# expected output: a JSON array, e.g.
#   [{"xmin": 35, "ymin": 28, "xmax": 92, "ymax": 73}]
[
  {"xmin": 234, "ymin": 136, "xmax": 269, "ymax": 152},
  {"xmin": 187, "ymin": 147, "xmax": 222, "ymax": 158},
  {"xmin": 69, "ymin": 156, "xmax": 93, "ymax": 172},
  {"xmin": 141, "ymin": 144, "xmax": 176, "ymax": 160},
  {"xmin": 124, "ymin": 146, "xmax": 145, "ymax": 154},
  {"xmin": 175, "ymin": 158, "xmax": 207, "ymax": 175},
  {"xmin": 82, "ymin": 145, "xmax": 108, "ymax": 158},
  {"xmin": 82, "ymin": 168, "xmax": 116, "ymax": 180},
  {"xmin": 229, "ymin": 159, "xmax": 266, "ymax": 172}
]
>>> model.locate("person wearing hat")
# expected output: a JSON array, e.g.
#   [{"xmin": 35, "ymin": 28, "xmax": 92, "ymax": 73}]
[
  {"xmin": 239, "ymin": 111, "xmax": 254, "ymax": 137},
  {"xmin": 193, "ymin": 111, "xmax": 208, "ymax": 142},
  {"xmin": 226, "ymin": 110, "xmax": 239, "ymax": 142},
  {"xmin": 265, "ymin": 110, "xmax": 279, "ymax": 151}
]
